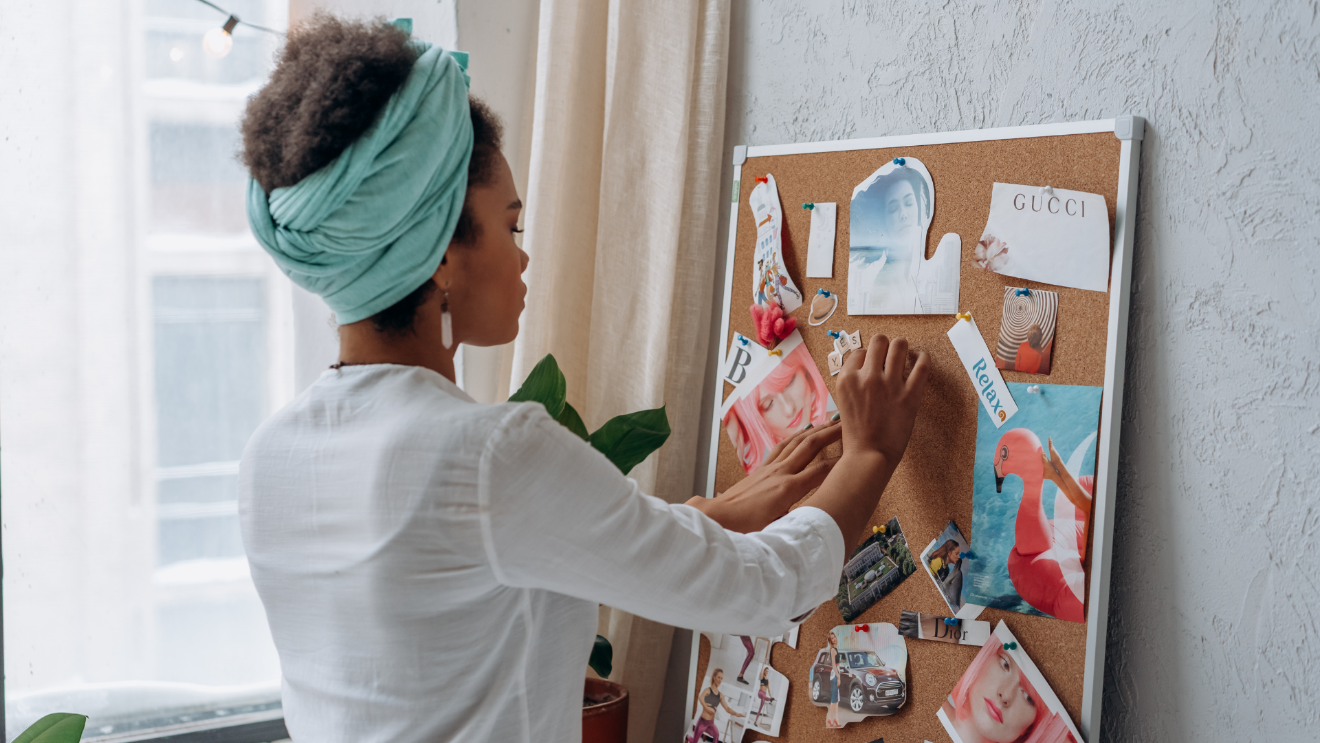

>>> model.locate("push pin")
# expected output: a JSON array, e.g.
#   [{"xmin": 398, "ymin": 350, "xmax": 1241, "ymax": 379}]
[
  {"xmin": 803, "ymin": 202, "xmax": 814, "ymax": 210},
  {"xmin": 872, "ymin": 525, "xmax": 881, "ymax": 534},
  {"xmin": 827, "ymin": 330, "xmax": 842, "ymax": 339},
  {"xmin": 737, "ymin": 335, "xmax": 749, "ymax": 346},
  {"xmin": 768, "ymin": 349, "xmax": 783, "ymax": 357},
  {"xmin": 943, "ymin": 617, "xmax": 960, "ymax": 626},
  {"xmin": 893, "ymin": 157, "xmax": 906, "ymax": 166},
  {"xmin": 816, "ymin": 288, "xmax": 831, "ymax": 297},
  {"xmin": 1039, "ymin": 185, "xmax": 1053, "ymax": 195},
  {"xmin": 959, "ymin": 551, "xmax": 973, "ymax": 560},
  {"xmin": 1015, "ymin": 288, "xmax": 1031, "ymax": 297},
  {"xmin": 1027, "ymin": 385, "xmax": 1040, "ymax": 394},
  {"xmin": 956, "ymin": 311, "xmax": 972, "ymax": 322},
  {"xmin": 754, "ymin": 175, "xmax": 768, "ymax": 184},
  {"xmin": 1003, "ymin": 641, "xmax": 1018, "ymax": 651}
]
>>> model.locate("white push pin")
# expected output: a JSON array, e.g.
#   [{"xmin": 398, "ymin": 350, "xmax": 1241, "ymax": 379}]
[
  {"xmin": 1027, "ymin": 385, "xmax": 1041, "ymax": 394},
  {"xmin": 1039, "ymin": 185, "xmax": 1053, "ymax": 196}
]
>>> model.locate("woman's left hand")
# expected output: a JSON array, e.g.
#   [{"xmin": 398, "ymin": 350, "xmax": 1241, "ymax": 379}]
[{"xmin": 684, "ymin": 420, "xmax": 842, "ymax": 533}]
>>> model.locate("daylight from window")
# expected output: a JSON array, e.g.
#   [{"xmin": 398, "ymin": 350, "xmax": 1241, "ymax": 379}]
[{"xmin": 1, "ymin": 0, "xmax": 292, "ymax": 738}]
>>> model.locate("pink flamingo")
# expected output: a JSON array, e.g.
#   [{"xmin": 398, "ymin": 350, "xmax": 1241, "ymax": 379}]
[{"xmin": 991, "ymin": 428, "xmax": 1096, "ymax": 623}]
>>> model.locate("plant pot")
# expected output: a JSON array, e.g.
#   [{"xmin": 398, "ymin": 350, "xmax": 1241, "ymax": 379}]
[{"xmin": 582, "ymin": 677, "xmax": 628, "ymax": 743}]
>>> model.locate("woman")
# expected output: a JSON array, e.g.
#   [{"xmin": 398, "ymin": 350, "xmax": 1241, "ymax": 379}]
[
  {"xmin": 825, "ymin": 632, "xmax": 843, "ymax": 728},
  {"xmin": 735, "ymin": 636, "xmax": 756, "ymax": 684},
  {"xmin": 928, "ymin": 537, "xmax": 966, "ymax": 608},
  {"xmin": 688, "ymin": 669, "xmax": 744, "ymax": 743},
  {"xmin": 941, "ymin": 637, "xmax": 1074, "ymax": 743},
  {"xmin": 1010, "ymin": 324, "xmax": 1052, "ymax": 374},
  {"xmin": 723, "ymin": 342, "xmax": 832, "ymax": 473},
  {"xmin": 238, "ymin": 15, "xmax": 930, "ymax": 743},
  {"xmin": 751, "ymin": 665, "xmax": 774, "ymax": 727}
]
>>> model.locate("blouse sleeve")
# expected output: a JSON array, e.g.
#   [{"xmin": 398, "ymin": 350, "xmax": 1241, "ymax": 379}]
[{"xmin": 477, "ymin": 403, "xmax": 845, "ymax": 638}]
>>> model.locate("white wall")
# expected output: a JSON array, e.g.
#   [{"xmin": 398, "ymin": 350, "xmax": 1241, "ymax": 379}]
[{"xmin": 701, "ymin": 1, "xmax": 1320, "ymax": 741}]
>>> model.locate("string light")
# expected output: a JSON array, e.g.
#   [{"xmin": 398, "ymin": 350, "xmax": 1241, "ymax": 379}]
[{"xmin": 189, "ymin": 0, "xmax": 284, "ymax": 60}]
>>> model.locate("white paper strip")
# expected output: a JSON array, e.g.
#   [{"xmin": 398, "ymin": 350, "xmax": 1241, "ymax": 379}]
[
  {"xmin": 804, "ymin": 202, "xmax": 836, "ymax": 278},
  {"xmin": 947, "ymin": 315, "xmax": 1018, "ymax": 427}
]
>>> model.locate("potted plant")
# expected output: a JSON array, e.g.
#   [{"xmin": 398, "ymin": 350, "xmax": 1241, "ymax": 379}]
[
  {"xmin": 12, "ymin": 713, "xmax": 87, "ymax": 743},
  {"xmin": 509, "ymin": 355, "xmax": 671, "ymax": 743}
]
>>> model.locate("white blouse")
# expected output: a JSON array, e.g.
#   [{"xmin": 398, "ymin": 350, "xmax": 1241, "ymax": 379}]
[{"xmin": 238, "ymin": 365, "xmax": 844, "ymax": 742}]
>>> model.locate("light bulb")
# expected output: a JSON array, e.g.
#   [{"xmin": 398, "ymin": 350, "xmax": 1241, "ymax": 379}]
[{"xmin": 202, "ymin": 15, "xmax": 239, "ymax": 59}]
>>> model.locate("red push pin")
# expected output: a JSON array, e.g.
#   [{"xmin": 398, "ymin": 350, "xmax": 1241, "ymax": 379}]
[{"xmin": 754, "ymin": 176, "xmax": 768, "ymax": 184}]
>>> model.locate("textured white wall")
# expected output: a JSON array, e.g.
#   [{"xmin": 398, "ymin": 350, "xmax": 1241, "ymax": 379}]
[{"xmin": 710, "ymin": 1, "xmax": 1320, "ymax": 741}]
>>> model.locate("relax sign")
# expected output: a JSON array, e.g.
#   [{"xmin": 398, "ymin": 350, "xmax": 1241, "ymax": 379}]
[{"xmin": 947, "ymin": 315, "xmax": 1018, "ymax": 428}]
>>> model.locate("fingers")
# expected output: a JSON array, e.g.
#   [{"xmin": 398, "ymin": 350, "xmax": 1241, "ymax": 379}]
[
  {"xmin": 762, "ymin": 423, "xmax": 805, "ymax": 463},
  {"xmin": 884, "ymin": 336, "xmax": 909, "ymax": 377},
  {"xmin": 779, "ymin": 420, "xmax": 842, "ymax": 470},
  {"xmin": 906, "ymin": 349, "xmax": 931, "ymax": 394},
  {"xmin": 863, "ymin": 334, "xmax": 889, "ymax": 373},
  {"xmin": 788, "ymin": 455, "xmax": 840, "ymax": 492}
]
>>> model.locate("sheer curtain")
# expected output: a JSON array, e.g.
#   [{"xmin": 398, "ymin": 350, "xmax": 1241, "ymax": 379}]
[{"xmin": 513, "ymin": 0, "xmax": 732, "ymax": 739}]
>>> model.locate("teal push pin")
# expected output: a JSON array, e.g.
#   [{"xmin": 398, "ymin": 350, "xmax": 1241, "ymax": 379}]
[
  {"xmin": 827, "ymin": 330, "xmax": 842, "ymax": 340},
  {"xmin": 1015, "ymin": 287, "xmax": 1031, "ymax": 297},
  {"xmin": 817, "ymin": 288, "xmax": 831, "ymax": 297},
  {"xmin": 893, "ymin": 157, "xmax": 906, "ymax": 166},
  {"xmin": 803, "ymin": 202, "xmax": 814, "ymax": 210},
  {"xmin": 1003, "ymin": 641, "xmax": 1018, "ymax": 651}
]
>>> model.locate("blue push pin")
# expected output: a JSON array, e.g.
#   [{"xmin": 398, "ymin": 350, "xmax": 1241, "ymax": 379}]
[
  {"xmin": 959, "ymin": 551, "xmax": 973, "ymax": 560},
  {"xmin": 827, "ymin": 330, "xmax": 842, "ymax": 340},
  {"xmin": 737, "ymin": 335, "xmax": 749, "ymax": 346},
  {"xmin": 893, "ymin": 157, "xmax": 906, "ymax": 166},
  {"xmin": 817, "ymin": 288, "xmax": 831, "ymax": 297},
  {"xmin": 943, "ymin": 617, "xmax": 960, "ymax": 626},
  {"xmin": 1015, "ymin": 288, "xmax": 1031, "ymax": 297}
]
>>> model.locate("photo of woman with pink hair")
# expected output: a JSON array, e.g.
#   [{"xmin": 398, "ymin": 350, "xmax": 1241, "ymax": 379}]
[
  {"xmin": 722, "ymin": 337, "xmax": 835, "ymax": 474},
  {"xmin": 938, "ymin": 630, "xmax": 1079, "ymax": 743}
]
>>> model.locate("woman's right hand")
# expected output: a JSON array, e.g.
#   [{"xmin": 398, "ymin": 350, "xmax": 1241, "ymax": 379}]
[{"xmin": 834, "ymin": 334, "xmax": 929, "ymax": 464}]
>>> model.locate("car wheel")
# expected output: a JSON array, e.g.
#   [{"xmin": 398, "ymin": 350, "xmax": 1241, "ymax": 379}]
[
  {"xmin": 812, "ymin": 678, "xmax": 821, "ymax": 702},
  {"xmin": 849, "ymin": 684, "xmax": 865, "ymax": 713}
]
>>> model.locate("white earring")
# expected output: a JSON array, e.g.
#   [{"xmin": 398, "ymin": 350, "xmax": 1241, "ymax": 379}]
[{"xmin": 441, "ymin": 290, "xmax": 454, "ymax": 349}]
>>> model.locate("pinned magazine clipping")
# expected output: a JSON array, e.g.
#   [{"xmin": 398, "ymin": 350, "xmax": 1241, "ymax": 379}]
[
  {"xmin": 937, "ymin": 623, "xmax": 1082, "ymax": 743},
  {"xmin": 749, "ymin": 174, "xmax": 802, "ymax": 349},
  {"xmin": 687, "ymin": 629, "xmax": 798, "ymax": 743},
  {"xmin": 809, "ymin": 623, "xmax": 908, "ymax": 729}
]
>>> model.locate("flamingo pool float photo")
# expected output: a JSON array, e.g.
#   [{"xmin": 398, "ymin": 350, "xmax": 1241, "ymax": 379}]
[{"xmin": 991, "ymin": 428, "xmax": 1097, "ymax": 623}]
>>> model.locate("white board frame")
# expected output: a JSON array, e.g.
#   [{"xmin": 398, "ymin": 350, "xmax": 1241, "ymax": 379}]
[{"xmin": 689, "ymin": 117, "xmax": 1143, "ymax": 742}]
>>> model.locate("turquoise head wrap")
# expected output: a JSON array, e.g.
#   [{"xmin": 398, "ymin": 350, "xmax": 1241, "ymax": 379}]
[{"xmin": 246, "ymin": 42, "xmax": 473, "ymax": 324}]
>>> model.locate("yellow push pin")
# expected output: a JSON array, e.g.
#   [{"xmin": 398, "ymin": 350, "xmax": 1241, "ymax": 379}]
[
  {"xmin": 955, "ymin": 311, "xmax": 972, "ymax": 322},
  {"xmin": 872, "ymin": 526, "xmax": 880, "ymax": 534}
]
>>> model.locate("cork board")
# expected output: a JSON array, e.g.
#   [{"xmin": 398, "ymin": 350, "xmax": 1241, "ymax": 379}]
[{"xmin": 694, "ymin": 131, "xmax": 1126, "ymax": 743}]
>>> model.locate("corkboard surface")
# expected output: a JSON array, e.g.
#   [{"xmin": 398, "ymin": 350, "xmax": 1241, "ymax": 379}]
[{"xmin": 700, "ymin": 133, "xmax": 1121, "ymax": 742}]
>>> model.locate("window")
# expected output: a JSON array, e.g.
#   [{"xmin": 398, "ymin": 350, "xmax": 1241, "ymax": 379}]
[{"xmin": 2, "ymin": 0, "xmax": 291, "ymax": 740}]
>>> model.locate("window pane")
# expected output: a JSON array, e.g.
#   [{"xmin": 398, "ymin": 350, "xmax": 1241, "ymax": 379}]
[
  {"xmin": 148, "ymin": 122, "xmax": 250, "ymax": 235},
  {"xmin": 2, "ymin": 0, "xmax": 289, "ymax": 737}
]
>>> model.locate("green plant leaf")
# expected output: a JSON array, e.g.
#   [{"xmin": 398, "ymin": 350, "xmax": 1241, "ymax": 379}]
[
  {"xmin": 589, "ymin": 406, "xmax": 671, "ymax": 475},
  {"xmin": 556, "ymin": 401, "xmax": 589, "ymax": 440},
  {"xmin": 589, "ymin": 634, "xmax": 613, "ymax": 678},
  {"xmin": 509, "ymin": 354, "xmax": 567, "ymax": 420},
  {"xmin": 13, "ymin": 713, "xmax": 87, "ymax": 743}
]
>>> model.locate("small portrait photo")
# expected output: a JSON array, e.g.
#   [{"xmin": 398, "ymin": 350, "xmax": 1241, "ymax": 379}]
[
  {"xmin": 938, "ymin": 625, "xmax": 1081, "ymax": 743},
  {"xmin": 920, "ymin": 521, "xmax": 971, "ymax": 615},
  {"xmin": 995, "ymin": 287, "xmax": 1059, "ymax": 375},
  {"xmin": 834, "ymin": 516, "xmax": 916, "ymax": 622},
  {"xmin": 721, "ymin": 331, "xmax": 836, "ymax": 474},
  {"xmin": 848, "ymin": 157, "xmax": 943, "ymax": 315}
]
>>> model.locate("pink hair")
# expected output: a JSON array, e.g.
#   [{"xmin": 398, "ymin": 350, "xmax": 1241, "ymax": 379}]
[
  {"xmin": 950, "ymin": 636, "xmax": 1062, "ymax": 743},
  {"xmin": 722, "ymin": 343, "xmax": 830, "ymax": 473}
]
